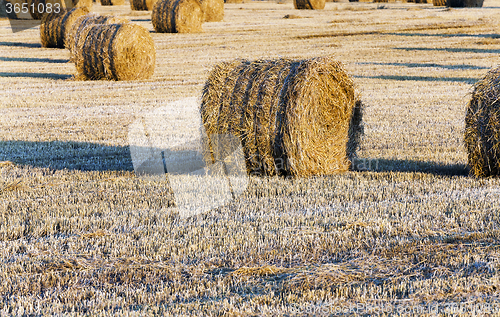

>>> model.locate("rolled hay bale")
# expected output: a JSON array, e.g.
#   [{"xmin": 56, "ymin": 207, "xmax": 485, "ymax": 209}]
[
  {"xmin": 199, "ymin": 0, "xmax": 223, "ymax": 22},
  {"xmin": 74, "ymin": 23, "xmax": 156, "ymax": 80},
  {"xmin": 201, "ymin": 56, "xmax": 364, "ymax": 177},
  {"xmin": 130, "ymin": 0, "xmax": 155, "ymax": 10},
  {"xmin": 465, "ymin": 66, "xmax": 500, "ymax": 177},
  {"xmin": 100, "ymin": 0, "xmax": 124, "ymax": 5},
  {"xmin": 152, "ymin": 0, "xmax": 203, "ymax": 33},
  {"xmin": 65, "ymin": 13, "xmax": 130, "ymax": 60},
  {"xmin": 432, "ymin": 0, "xmax": 446, "ymax": 4},
  {"xmin": 40, "ymin": 6, "xmax": 89, "ymax": 48},
  {"xmin": 293, "ymin": 0, "xmax": 325, "ymax": 9}
]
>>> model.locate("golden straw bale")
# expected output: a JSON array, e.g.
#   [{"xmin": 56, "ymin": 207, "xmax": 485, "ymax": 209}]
[
  {"xmin": 432, "ymin": 0, "xmax": 447, "ymax": 5},
  {"xmin": 293, "ymin": 0, "xmax": 325, "ymax": 9},
  {"xmin": 74, "ymin": 23, "xmax": 156, "ymax": 80},
  {"xmin": 130, "ymin": 0, "xmax": 156, "ymax": 10},
  {"xmin": 152, "ymin": 0, "xmax": 203, "ymax": 33},
  {"xmin": 201, "ymin": 56, "xmax": 364, "ymax": 177},
  {"xmin": 73, "ymin": 0, "xmax": 92, "ymax": 8},
  {"xmin": 65, "ymin": 13, "xmax": 129, "ymax": 60},
  {"xmin": 199, "ymin": 0, "xmax": 223, "ymax": 22},
  {"xmin": 465, "ymin": 66, "xmax": 500, "ymax": 177},
  {"xmin": 40, "ymin": 6, "xmax": 89, "ymax": 48}
]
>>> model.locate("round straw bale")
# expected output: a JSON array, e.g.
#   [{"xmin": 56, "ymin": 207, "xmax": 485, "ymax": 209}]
[
  {"xmin": 40, "ymin": 6, "xmax": 89, "ymax": 48},
  {"xmin": 432, "ymin": 0, "xmax": 446, "ymax": 5},
  {"xmin": 199, "ymin": 0, "xmax": 223, "ymax": 22},
  {"xmin": 201, "ymin": 56, "xmax": 364, "ymax": 177},
  {"xmin": 74, "ymin": 23, "xmax": 156, "ymax": 80},
  {"xmin": 152, "ymin": 0, "xmax": 203, "ymax": 33},
  {"xmin": 65, "ymin": 13, "xmax": 130, "ymax": 60},
  {"xmin": 100, "ymin": 0, "xmax": 124, "ymax": 5},
  {"xmin": 130, "ymin": 0, "xmax": 156, "ymax": 10},
  {"xmin": 293, "ymin": 0, "xmax": 325, "ymax": 10},
  {"xmin": 465, "ymin": 66, "xmax": 500, "ymax": 177}
]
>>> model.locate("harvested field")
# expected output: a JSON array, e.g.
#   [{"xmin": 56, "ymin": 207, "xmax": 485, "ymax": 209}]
[{"xmin": 2, "ymin": 0, "xmax": 500, "ymax": 315}]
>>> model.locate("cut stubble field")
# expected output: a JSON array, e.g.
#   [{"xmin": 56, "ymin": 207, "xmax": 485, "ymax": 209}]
[{"xmin": 1, "ymin": 0, "xmax": 500, "ymax": 315}]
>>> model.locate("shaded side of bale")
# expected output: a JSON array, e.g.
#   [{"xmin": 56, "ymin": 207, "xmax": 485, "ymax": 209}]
[
  {"xmin": 201, "ymin": 56, "xmax": 363, "ymax": 177},
  {"xmin": 74, "ymin": 23, "xmax": 156, "ymax": 80},
  {"xmin": 65, "ymin": 13, "xmax": 129, "ymax": 60},
  {"xmin": 448, "ymin": 0, "xmax": 482, "ymax": 6},
  {"xmin": 40, "ymin": 6, "xmax": 89, "ymax": 48},
  {"xmin": 130, "ymin": 0, "xmax": 155, "ymax": 10},
  {"xmin": 465, "ymin": 66, "xmax": 500, "ymax": 177},
  {"xmin": 293, "ymin": 0, "xmax": 325, "ymax": 10},
  {"xmin": 199, "ymin": 0, "xmax": 223, "ymax": 22},
  {"xmin": 152, "ymin": 0, "xmax": 202, "ymax": 33},
  {"xmin": 100, "ymin": 0, "xmax": 124, "ymax": 5}
]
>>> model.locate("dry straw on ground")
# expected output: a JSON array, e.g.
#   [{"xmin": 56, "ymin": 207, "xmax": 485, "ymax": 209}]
[
  {"xmin": 40, "ymin": 6, "xmax": 89, "ymax": 48},
  {"xmin": 100, "ymin": 0, "xmax": 124, "ymax": 5},
  {"xmin": 65, "ymin": 13, "xmax": 130, "ymax": 61},
  {"xmin": 293, "ymin": 0, "xmax": 325, "ymax": 10},
  {"xmin": 465, "ymin": 65, "xmax": 500, "ymax": 177},
  {"xmin": 130, "ymin": 0, "xmax": 155, "ymax": 10},
  {"xmin": 74, "ymin": 23, "xmax": 156, "ymax": 80},
  {"xmin": 199, "ymin": 0, "xmax": 223, "ymax": 22},
  {"xmin": 201, "ymin": 56, "xmax": 363, "ymax": 177},
  {"xmin": 151, "ymin": 0, "xmax": 203, "ymax": 33}
]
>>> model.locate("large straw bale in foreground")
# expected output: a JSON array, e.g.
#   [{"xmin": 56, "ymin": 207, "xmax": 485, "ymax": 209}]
[
  {"xmin": 65, "ymin": 13, "xmax": 129, "ymax": 60},
  {"xmin": 465, "ymin": 66, "xmax": 500, "ymax": 177},
  {"xmin": 201, "ymin": 56, "xmax": 364, "ymax": 177},
  {"xmin": 40, "ymin": 6, "xmax": 89, "ymax": 48},
  {"xmin": 74, "ymin": 23, "xmax": 156, "ymax": 80},
  {"xmin": 293, "ymin": 0, "xmax": 325, "ymax": 9},
  {"xmin": 199, "ymin": 0, "xmax": 223, "ymax": 22},
  {"xmin": 151, "ymin": 0, "xmax": 203, "ymax": 33}
]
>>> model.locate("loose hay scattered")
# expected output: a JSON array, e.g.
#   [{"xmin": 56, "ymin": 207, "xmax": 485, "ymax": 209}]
[
  {"xmin": 74, "ymin": 23, "xmax": 156, "ymax": 80},
  {"xmin": 100, "ymin": 0, "xmax": 124, "ymax": 5},
  {"xmin": 40, "ymin": 6, "xmax": 89, "ymax": 48},
  {"xmin": 465, "ymin": 65, "xmax": 500, "ymax": 177},
  {"xmin": 130, "ymin": 0, "xmax": 155, "ymax": 10},
  {"xmin": 151, "ymin": 0, "xmax": 203, "ymax": 33},
  {"xmin": 65, "ymin": 13, "xmax": 130, "ymax": 61},
  {"xmin": 199, "ymin": 0, "xmax": 223, "ymax": 22},
  {"xmin": 201, "ymin": 56, "xmax": 364, "ymax": 177},
  {"xmin": 293, "ymin": 0, "xmax": 325, "ymax": 10}
]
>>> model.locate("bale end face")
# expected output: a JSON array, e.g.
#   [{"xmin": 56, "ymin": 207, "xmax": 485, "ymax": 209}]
[{"xmin": 465, "ymin": 66, "xmax": 500, "ymax": 177}]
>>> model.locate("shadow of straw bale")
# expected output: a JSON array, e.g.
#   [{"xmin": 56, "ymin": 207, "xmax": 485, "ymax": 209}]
[
  {"xmin": 0, "ymin": 140, "xmax": 203, "ymax": 173},
  {"xmin": 393, "ymin": 47, "xmax": 500, "ymax": 54},
  {"xmin": 353, "ymin": 74, "xmax": 477, "ymax": 84},
  {"xmin": 355, "ymin": 61, "xmax": 489, "ymax": 70},
  {"xmin": 0, "ymin": 41, "xmax": 42, "ymax": 48},
  {"xmin": 386, "ymin": 32, "xmax": 500, "ymax": 39},
  {"xmin": 352, "ymin": 157, "xmax": 468, "ymax": 176},
  {"xmin": 0, "ymin": 72, "xmax": 72, "ymax": 79},
  {"xmin": 0, "ymin": 56, "xmax": 68, "ymax": 63}
]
